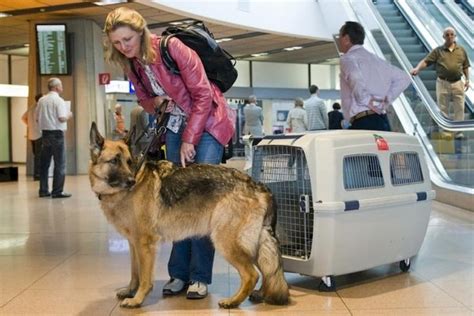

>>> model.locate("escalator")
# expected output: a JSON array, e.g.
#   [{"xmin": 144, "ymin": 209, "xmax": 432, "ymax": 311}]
[
  {"xmin": 455, "ymin": 0, "xmax": 474, "ymax": 19},
  {"xmin": 374, "ymin": 1, "xmax": 436, "ymax": 100},
  {"xmin": 374, "ymin": 0, "xmax": 472, "ymax": 118},
  {"xmin": 346, "ymin": 0, "xmax": 474, "ymax": 199}
]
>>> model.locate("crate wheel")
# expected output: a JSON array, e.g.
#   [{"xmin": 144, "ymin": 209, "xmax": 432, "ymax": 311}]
[
  {"xmin": 399, "ymin": 258, "xmax": 411, "ymax": 272},
  {"xmin": 318, "ymin": 276, "xmax": 336, "ymax": 292}
]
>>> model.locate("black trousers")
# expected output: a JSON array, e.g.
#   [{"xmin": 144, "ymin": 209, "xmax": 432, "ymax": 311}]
[
  {"xmin": 350, "ymin": 114, "xmax": 391, "ymax": 131},
  {"xmin": 39, "ymin": 130, "xmax": 66, "ymax": 195},
  {"xmin": 31, "ymin": 138, "xmax": 42, "ymax": 179}
]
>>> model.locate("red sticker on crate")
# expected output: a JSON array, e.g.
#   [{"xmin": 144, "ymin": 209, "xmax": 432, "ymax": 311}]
[{"xmin": 374, "ymin": 134, "xmax": 389, "ymax": 151}]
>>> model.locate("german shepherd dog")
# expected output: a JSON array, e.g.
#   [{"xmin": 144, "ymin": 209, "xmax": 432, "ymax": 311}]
[{"xmin": 88, "ymin": 123, "xmax": 289, "ymax": 309}]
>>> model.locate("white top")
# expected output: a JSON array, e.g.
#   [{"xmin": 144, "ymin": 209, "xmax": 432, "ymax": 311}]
[
  {"xmin": 22, "ymin": 104, "xmax": 42, "ymax": 140},
  {"xmin": 37, "ymin": 91, "xmax": 69, "ymax": 131},
  {"xmin": 287, "ymin": 107, "xmax": 308, "ymax": 132},
  {"xmin": 243, "ymin": 103, "xmax": 264, "ymax": 137},
  {"xmin": 340, "ymin": 45, "xmax": 411, "ymax": 121}
]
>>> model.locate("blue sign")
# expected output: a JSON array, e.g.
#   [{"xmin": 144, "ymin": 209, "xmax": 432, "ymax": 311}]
[{"xmin": 129, "ymin": 81, "xmax": 136, "ymax": 94}]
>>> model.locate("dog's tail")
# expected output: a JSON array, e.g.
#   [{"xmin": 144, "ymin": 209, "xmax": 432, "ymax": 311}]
[{"xmin": 256, "ymin": 194, "xmax": 289, "ymax": 305}]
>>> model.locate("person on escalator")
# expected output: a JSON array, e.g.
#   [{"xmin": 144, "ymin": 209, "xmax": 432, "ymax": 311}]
[
  {"xmin": 411, "ymin": 26, "xmax": 471, "ymax": 139},
  {"xmin": 338, "ymin": 21, "xmax": 411, "ymax": 131}
]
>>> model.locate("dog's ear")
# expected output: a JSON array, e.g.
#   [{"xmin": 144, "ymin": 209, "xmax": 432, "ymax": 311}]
[{"xmin": 90, "ymin": 122, "xmax": 104, "ymax": 163}]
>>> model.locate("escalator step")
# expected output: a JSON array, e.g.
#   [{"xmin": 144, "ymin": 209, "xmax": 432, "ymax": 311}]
[
  {"xmin": 396, "ymin": 38, "xmax": 419, "ymax": 45},
  {"xmin": 402, "ymin": 44, "xmax": 426, "ymax": 53},
  {"xmin": 384, "ymin": 16, "xmax": 404, "ymax": 23},
  {"xmin": 392, "ymin": 29, "xmax": 414, "ymax": 37},
  {"xmin": 385, "ymin": 22, "xmax": 411, "ymax": 30},
  {"xmin": 405, "ymin": 52, "xmax": 427, "ymax": 62}
]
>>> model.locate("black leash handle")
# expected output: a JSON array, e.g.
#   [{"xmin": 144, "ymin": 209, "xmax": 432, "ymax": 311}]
[{"xmin": 134, "ymin": 100, "xmax": 170, "ymax": 176}]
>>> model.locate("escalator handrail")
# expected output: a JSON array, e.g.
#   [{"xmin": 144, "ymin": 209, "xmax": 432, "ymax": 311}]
[
  {"xmin": 457, "ymin": 0, "xmax": 474, "ymax": 15},
  {"xmin": 432, "ymin": 0, "xmax": 474, "ymax": 50}
]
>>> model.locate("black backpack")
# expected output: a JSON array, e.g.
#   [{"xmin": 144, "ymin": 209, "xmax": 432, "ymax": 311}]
[{"xmin": 159, "ymin": 21, "xmax": 238, "ymax": 93}]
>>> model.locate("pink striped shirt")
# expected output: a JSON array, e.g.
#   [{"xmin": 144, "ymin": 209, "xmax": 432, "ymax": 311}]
[{"xmin": 340, "ymin": 45, "xmax": 411, "ymax": 121}]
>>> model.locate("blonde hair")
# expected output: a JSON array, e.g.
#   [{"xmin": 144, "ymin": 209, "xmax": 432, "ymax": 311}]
[
  {"xmin": 103, "ymin": 7, "xmax": 156, "ymax": 69},
  {"xmin": 295, "ymin": 97, "xmax": 304, "ymax": 107}
]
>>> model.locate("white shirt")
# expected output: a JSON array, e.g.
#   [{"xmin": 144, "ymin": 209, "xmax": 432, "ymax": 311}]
[
  {"xmin": 304, "ymin": 94, "xmax": 328, "ymax": 130},
  {"xmin": 340, "ymin": 45, "xmax": 411, "ymax": 121},
  {"xmin": 243, "ymin": 103, "xmax": 264, "ymax": 137},
  {"xmin": 37, "ymin": 91, "xmax": 69, "ymax": 131}
]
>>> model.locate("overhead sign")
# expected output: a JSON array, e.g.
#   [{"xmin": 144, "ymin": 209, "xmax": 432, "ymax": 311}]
[
  {"xmin": 105, "ymin": 80, "xmax": 130, "ymax": 93},
  {"xmin": 98, "ymin": 73, "xmax": 111, "ymax": 85}
]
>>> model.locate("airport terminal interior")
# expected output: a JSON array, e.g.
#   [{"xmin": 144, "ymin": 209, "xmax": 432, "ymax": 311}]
[{"xmin": 0, "ymin": 0, "xmax": 473, "ymax": 315}]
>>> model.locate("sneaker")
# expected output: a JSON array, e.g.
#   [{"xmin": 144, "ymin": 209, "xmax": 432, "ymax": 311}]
[
  {"xmin": 162, "ymin": 278, "xmax": 186, "ymax": 296},
  {"xmin": 186, "ymin": 281, "xmax": 208, "ymax": 299},
  {"xmin": 51, "ymin": 192, "xmax": 72, "ymax": 199},
  {"xmin": 455, "ymin": 132, "xmax": 465, "ymax": 139}
]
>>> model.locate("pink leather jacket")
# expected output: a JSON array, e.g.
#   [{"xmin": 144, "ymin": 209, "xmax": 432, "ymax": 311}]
[{"xmin": 127, "ymin": 34, "xmax": 234, "ymax": 146}]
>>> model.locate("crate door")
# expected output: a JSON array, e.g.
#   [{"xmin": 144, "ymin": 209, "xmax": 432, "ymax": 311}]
[{"xmin": 252, "ymin": 145, "xmax": 314, "ymax": 260}]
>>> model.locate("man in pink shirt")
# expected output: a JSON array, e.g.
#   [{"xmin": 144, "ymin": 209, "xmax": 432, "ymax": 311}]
[{"xmin": 339, "ymin": 21, "xmax": 411, "ymax": 131}]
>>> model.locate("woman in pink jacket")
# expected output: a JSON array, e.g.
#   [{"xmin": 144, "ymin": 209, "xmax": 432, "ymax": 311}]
[{"xmin": 104, "ymin": 7, "xmax": 235, "ymax": 299}]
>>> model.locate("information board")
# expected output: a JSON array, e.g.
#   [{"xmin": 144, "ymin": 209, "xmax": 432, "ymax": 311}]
[{"xmin": 36, "ymin": 24, "xmax": 69, "ymax": 75}]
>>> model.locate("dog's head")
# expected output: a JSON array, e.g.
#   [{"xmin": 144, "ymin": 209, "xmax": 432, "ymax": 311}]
[{"xmin": 89, "ymin": 122, "xmax": 136, "ymax": 195}]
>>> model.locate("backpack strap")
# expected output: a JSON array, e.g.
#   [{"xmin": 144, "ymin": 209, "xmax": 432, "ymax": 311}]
[
  {"xmin": 159, "ymin": 35, "xmax": 180, "ymax": 75},
  {"xmin": 128, "ymin": 59, "xmax": 156, "ymax": 98}
]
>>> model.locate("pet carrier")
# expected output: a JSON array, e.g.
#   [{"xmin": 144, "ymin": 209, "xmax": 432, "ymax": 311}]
[{"xmin": 251, "ymin": 130, "xmax": 434, "ymax": 291}]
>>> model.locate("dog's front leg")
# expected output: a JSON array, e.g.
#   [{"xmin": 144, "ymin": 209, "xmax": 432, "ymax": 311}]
[
  {"xmin": 117, "ymin": 240, "xmax": 139, "ymax": 299},
  {"xmin": 120, "ymin": 238, "xmax": 157, "ymax": 308}
]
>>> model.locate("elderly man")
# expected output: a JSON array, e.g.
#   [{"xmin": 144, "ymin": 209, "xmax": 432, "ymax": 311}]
[
  {"xmin": 36, "ymin": 78, "xmax": 73, "ymax": 198},
  {"xmin": 411, "ymin": 26, "xmax": 470, "ymax": 138}
]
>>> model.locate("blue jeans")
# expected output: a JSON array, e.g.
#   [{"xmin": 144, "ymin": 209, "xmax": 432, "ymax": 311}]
[
  {"xmin": 39, "ymin": 130, "xmax": 66, "ymax": 195},
  {"xmin": 165, "ymin": 130, "xmax": 224, "ymax": 284}
]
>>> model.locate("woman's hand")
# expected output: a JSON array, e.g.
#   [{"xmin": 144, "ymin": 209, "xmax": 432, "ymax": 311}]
[
  {"xmin": 180, "ymin": 142, "xmax": 196, "ymax": 167},
  {"xmin": 153, "ymin": 96, "xmax": 170, "ymax": 110}
]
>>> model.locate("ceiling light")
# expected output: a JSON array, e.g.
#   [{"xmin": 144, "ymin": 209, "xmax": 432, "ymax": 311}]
[
  {"xmin": 251, "ymin": 53, "xmax": 269, "ymax": 57},
  {"xmin": 283, "ymin": 46, "xmax": 303, "ymax": 51},
  {"xmin": 94, "ymin": 0, "xmax": 128, "ymax": 6},
  {"xmin": 216, "ymin": 38, "xmax": 233, "ymax": 43},
  {"xmin": 0, "ymin": 12, "xmax": 12, "ymax": 18}
]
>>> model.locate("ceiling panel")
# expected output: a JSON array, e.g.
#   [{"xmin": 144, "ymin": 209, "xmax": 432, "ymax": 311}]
[{"xmin": 0, "ymin": 0, "xmax": 338, "ymax": 64}]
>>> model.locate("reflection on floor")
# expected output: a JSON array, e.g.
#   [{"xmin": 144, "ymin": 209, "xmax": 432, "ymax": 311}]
[{"xmin": 0, "ymin": 162, "xmax": 472, "ymax": 315}]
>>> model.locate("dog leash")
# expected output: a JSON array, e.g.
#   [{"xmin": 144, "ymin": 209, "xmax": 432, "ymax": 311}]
[{"xmin": 133, "ymin": 100, "xmax": 170, "ymax": 177}]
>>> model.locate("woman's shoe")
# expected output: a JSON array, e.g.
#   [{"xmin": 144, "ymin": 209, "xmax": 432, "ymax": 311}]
[
  {"xmin": 162, "ymin": 278, "xmax": 186, "ymax": 296},
  {"xmin": 186, "ymin": 281, "xmax": 208, "ymax": 299}
]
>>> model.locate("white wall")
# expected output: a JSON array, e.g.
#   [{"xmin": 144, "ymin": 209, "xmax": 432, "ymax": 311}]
[
  {"xmin": 253, "ymin": 62, "xmax": 308, "ymax": 88},
  {"xmin": 234, "ymin": 60, "xmax": 251, "ymax": 87},
  {"xmin": 140, "ymin": 0, "xmax": 332, "ymax": 40},
  {"xmin": 11, "ymin": 98, "xmax": 27, "ymax": 163},
  {"xmin": 310, "ymin": 64, "xmax": 340, "ymax": 90}
]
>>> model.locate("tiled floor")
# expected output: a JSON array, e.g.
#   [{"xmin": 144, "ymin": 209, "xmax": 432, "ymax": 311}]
[{"xmin": 0, "ymin": 163, "xmax": 472, "ymax": 315}]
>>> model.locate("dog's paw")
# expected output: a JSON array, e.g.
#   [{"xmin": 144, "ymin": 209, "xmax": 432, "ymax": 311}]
[
  {"xmin": 120, "ymin": 297, "xmax": 142, "ymax": 308},
  {"xmin": 116, "ymin": 288, "xmax": 136, "ymax": 300},
  {"xmin": 218, "ymin": 298, "xmax": 240, "ymax": 309},
  {"xmin": 248, "ymin": 290, "xmax": 264, "ymax": 303}
]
